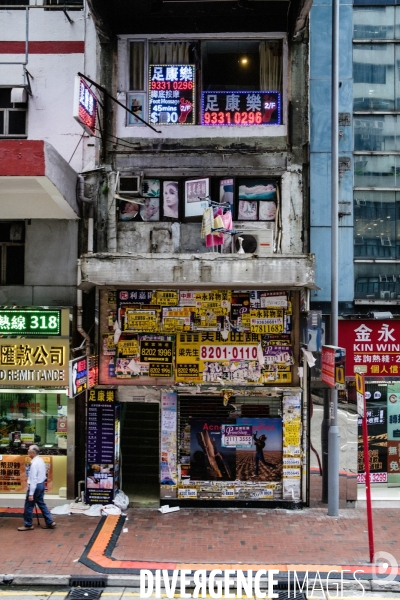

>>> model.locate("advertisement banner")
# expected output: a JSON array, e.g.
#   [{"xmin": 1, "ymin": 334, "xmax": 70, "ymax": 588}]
[
  {"xmin": 387, "ymin": 384, "xmax": 400, "ymax": 484},
  {"xmin": 86, "ymin": 389, "xmax": 119, "ymax": 504},
  {"xmin": 0, "ymin": 455, "xmax": 52, "ymax": 494},
  {"xmin": 338, "ymin": 320, "xmax": 400, "ymax": 377},
  {"xmin": 357, "ymin": 383, "xmax": 387, "ymax": 483},
  {"xmin": 149, "ymin": 64, "xmax": 195, "ymax": 126},
  {"xmin": 160, "ymin": 391, "xmax": 177, "ymax": 486}
]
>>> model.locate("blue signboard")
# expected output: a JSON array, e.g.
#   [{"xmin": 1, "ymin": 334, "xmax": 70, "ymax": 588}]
[{"xmin": 202, "ymin": 91, "xmax": 281, "ymax": 126}]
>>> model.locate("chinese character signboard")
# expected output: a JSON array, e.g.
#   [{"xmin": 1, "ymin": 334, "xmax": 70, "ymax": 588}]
[
  {"xmin": 69, "ymin": 356, "xmax": 87, "ymax": 398},
  {"xmin": 73, "ymin": 76, "xmax": 97, "ymax": 136},
  {"xmin": 321, "ymin": 345, "xmax": 346, "ymax": 390},
  {"xmin": 149, "ymin": 65, "xmax": 195, "ymax": 126},
  {"xmin": 0, "ymin": 455, "xmax": 53, "ymax": 494},
  {"xmin": 86, "ymin": 389, "xmax": 120, "ymax": 505},
  {"xmin": 357, "ymin": 383, "xmax": 387, "ymax": 483},
  {"xmin": 202, "ymin": 91, "xmax": 281, "ymax": 126},
  {"xmin": 0, "ymin": 339, "xmax": 69, "ymax": 386},
  {"xmin": 0, "ymin": 309, "xmax": 61, "ymax": 336},
  {"xmin": 338, "ymin": 320, "xmax": 400, "ymax": 377}
]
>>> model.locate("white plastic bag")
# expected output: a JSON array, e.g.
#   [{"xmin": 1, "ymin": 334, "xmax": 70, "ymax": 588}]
[
  {"xmin": 113, "ymin": 490, "xmax": 129, "ymax": 510},
  {"xmin": 83, "ymin": 504, "xmax": 104, "ymax": 517},
  {"xmin": 101, "ymin": 504, "xmax": 121, "ymax": 516},
  {"xmin": 50, "ymin": 503, "xmax": 72, "ymax": 515}
]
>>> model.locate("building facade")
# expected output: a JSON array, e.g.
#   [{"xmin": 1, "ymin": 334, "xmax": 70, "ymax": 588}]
[
  {"xmin": 76, "ymin": 0, "xmax": 318, "ymax": 508},
  {"xmin": 0, "ymin": 0, "xmax": 97, "ymax": 503}
]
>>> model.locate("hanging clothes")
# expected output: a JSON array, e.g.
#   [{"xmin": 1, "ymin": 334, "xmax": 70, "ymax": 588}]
[
  {"xmin": 221, "ymin": 209, "xmax": 232, "ymax": 231},
  {"xmin": 206, "ymin": 207, "xmax": 224, "ymax": 247},
  {"xmin": 201, "ymin": 206, "xmax": 214, "ymax": 238}
]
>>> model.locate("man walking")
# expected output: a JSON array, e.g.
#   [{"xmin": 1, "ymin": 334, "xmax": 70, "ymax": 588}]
[{"xmin": 18, "ymin": 445, "xmax": 56, "ymax": 531}]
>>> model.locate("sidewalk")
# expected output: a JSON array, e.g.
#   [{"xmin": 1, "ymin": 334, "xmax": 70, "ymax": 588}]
[{"xmin": 1, "ymin": 505, "xmax": 400, "ymax": 584}]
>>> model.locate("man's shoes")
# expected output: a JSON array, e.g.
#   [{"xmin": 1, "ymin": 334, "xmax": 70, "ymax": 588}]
[
  {"xmin": 17, "ymin": 525, "xmax": 34, "ymax": 531},
  {"xmin": 41, "ymin": 522, "xmax": 57, "ymax": 529}
]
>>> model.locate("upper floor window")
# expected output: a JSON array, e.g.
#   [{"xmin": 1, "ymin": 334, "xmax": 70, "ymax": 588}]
[
  {"xmin": 0, "ymin": 88, "xmax": 27, "ymax": 138},
  {"xmin": 44, "ymin": 0, "xmax": 83, "ymax": 10},
  {"xmin": 127, "ymin": 39, "xmax": 283, "ymax": 127},
  {"xmin": 0, "ymin": 0, "xmax": 26, "ymax": 9},
  {"xmin": 0, "ymin": 221, "xmax": 25, "ymax": 286}
]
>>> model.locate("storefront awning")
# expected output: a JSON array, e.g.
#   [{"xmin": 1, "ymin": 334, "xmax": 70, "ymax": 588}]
[
  {"xmin": 79, "ymin": 253, "xmax": 316, "ymax": 290},
  {"xmin": 0, "ymin": 140, "xmax": 80, "ymax": 220}
]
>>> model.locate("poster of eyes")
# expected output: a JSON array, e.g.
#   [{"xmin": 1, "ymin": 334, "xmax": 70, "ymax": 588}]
[{"xmin": 99, "ymin": 289, "xmax": 295, "ymax": 386}]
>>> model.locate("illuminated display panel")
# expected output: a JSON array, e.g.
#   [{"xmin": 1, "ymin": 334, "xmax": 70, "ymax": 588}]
[
  {"xmin": 201, "ymin": 91, "xmax": 281, "ymax": 126},
  {"xmin": 73, "ymin": 76, "xmax": 97, "ymax": 136},
  {"xmin": 0, "ymin": 310, "xmax": 61, "ymax": 336},
  {"xmin": 149, "ymin": 65, "xmax": 196, "ymax": 126}
]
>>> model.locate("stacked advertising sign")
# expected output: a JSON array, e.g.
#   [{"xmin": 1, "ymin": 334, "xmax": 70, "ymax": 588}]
[
  {"xmin": 202, "ymin": 91, "xmax": 281, "ymax": 126},
  {"xmin": 73, "ymin": 76, "xmax": 97, "ymax": 136},
  {"xmin": 149, "ymin": 65, "xmax": 195, "ymax": 125},
  {"xmin": 86, "ymin": 389, "xmax": 120, "ymax": 504}
]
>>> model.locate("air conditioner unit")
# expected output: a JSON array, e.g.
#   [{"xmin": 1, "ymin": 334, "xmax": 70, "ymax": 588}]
[
  {"xmin": 235, "ymin": 228, "xmax": 274, "ymax": 256},
  {"xmin": 117, "ymin": 175, "xmax": 141, "ymax": 196},
  {"xmin": 380, "ymin": 291, "xmax": 391, "ymax": 299}
]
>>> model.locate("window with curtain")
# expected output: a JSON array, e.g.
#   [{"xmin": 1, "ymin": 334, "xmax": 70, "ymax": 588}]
[{"xmin": 128, "ymin": 39, "xmax": 283, "ymax": 125}]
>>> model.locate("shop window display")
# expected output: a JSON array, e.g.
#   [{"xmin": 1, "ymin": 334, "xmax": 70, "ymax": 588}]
[{"xmin": 0, "ymin": 393, "xmax": 67, "ymax": 454}]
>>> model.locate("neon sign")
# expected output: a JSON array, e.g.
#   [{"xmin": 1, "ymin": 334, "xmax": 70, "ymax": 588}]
[
  {"xmin": 0, "ymin": 309, "xmax": 61, "ymax": 336},
  {"xmin": 201, "ymin": 91, "xmax": 281, "ymax": 126},
  {"xmin": 73, "ymin": 76, "xmax": 97, "ymax": 136},
  {"xmin": 149, "ymin": 65, "xmax": 195, "ymax": 126}
]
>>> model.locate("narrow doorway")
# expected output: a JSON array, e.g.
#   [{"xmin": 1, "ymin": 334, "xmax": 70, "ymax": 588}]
[{"xmin": 120, "ymin": 402, "xmax": 160, "ymax": 507}]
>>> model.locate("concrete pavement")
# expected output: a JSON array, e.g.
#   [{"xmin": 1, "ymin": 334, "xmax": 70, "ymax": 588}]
[{"xmin": 1, "ymin": 504, "xmax": 400, "ymax": 592}]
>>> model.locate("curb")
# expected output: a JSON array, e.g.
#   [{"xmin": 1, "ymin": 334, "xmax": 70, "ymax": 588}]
[{"xmin": 2, "ymin": 574, "xmax": 400, "ymax": 592}]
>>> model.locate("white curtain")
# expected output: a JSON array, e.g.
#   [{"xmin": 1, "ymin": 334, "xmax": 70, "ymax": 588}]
[
  {"xmin": 259, "ymin": 41, "xmax": 282, "ymax": 91},
  {"xmin": 149, "ymin": 42, "xmax": 190, "ymax": 64}
]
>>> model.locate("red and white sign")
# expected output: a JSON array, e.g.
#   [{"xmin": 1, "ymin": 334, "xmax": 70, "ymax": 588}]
[
  {"xmin": 339, "ymin": 320, "xmax": 400, "ymax": 377},
  {"xmin": 321, "ymin": 345, "xmax": 335, "ymax": 387},
  {"xmin": 73, "ymin": 76, "xmax": 97, "ymax": 136}
]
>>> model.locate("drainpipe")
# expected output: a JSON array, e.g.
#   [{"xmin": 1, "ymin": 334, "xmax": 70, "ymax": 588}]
[
  {"xmin": 77, "ymin": 259, "xmax": 91, "ymax": 356},
  {"xmin": 77, "ymin": 174, "xmax": 94, "ymax": 254},
  {"xmin": 107, "ymin": 171, "xmax": 117, "ymax": 253}
]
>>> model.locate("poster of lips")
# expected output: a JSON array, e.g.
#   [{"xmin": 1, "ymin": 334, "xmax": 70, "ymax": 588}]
[{"xmin": 149, "ymin": 65, "xmax": 195, "ymax": 125}]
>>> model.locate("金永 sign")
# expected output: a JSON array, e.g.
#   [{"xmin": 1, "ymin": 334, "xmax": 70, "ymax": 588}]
[{"xmin": 149, "ymin": 65, "xmax": 195, "ymax": 125}]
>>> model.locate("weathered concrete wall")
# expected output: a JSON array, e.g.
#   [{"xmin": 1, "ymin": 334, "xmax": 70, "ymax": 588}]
[
  {"xmin": 80, "ymin": 252, "xmax": 315, "ymax": 288},
  {"xmin": 25, "ymin": 220, "xmax": 78, "ymax": 286}
]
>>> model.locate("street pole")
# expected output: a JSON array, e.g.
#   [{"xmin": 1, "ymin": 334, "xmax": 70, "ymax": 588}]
[{"xmin": 328, "ymin": 0, "xmax": 340, "ymax": 517}]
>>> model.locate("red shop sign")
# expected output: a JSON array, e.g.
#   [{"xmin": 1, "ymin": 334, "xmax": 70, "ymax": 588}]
[{"xmin": 338, "ymin": 320, "xmax": 400, "ymax": 377}]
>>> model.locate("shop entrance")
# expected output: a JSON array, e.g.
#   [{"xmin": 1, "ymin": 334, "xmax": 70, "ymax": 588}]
[{"xmin": 120, "ymin": 402, "xmax": 160, "ymax": 507}]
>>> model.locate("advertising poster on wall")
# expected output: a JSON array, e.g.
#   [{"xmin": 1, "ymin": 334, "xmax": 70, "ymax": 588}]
[
  {"xmin": 282, "ymin": 394, "xmax": 302, "ymax": 500},
  {"xmin": 99, "ymin": 288, "xmax": 295, "ymax": 386},
  {"xmin": 0, "ymin": 455, "xmax": 52, "ymax": 494},
  {"xmin": 357, "ymin": 383, "xmax": 387, "ymax": 483},
  {"xmin": 190, "ymin": 419, "xmax": 236, "ymax": 481},
  {"xmin": 235, "ymin": 418, "xmax": 283, "ymax": 482},
  {"xmin": 189, "ymin": 418, "xmax": 282, "ymax": 483},
  {"xmin": 160, "ymin": 392, "xmax": 178, "ymax": 486}
]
